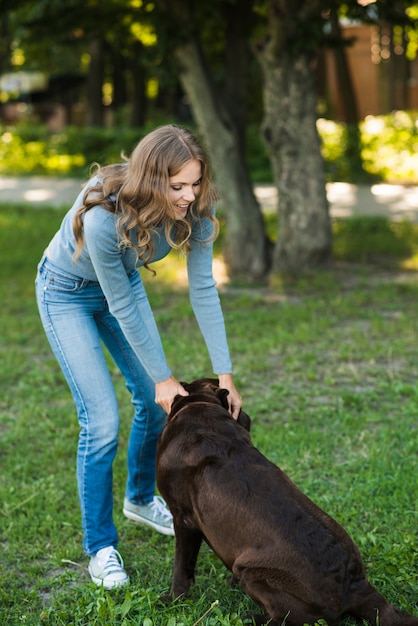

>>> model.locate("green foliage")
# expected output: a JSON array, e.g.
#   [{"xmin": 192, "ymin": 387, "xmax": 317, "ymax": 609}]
[
  {"xmin": 0, "ymin": 129, "xmax": 85, "ymax": 176},
  {"xmin": 261, "ymin": 211, "xmax": 418, "ymax": 271},
  {"xmin": 360, "ymin": 110, "xmax": 418, "ymax": 183},
  {"xmin": 0, "ymin": 124, "xmax": 156, "ymax": 177},
  {"xmin": 332, "ymin": 216, "xmax": 418, "ymax": 266},
  {"xmin": 1, "ymin": 204, "xmax": 418, "ymax": 625},
  {"xmin": 2, "ymin": 111, "xmax": 418, "ymax": 183},
  {"xmin": 319, "ymin": 110, "xmax": 418, "ymax": 184}
]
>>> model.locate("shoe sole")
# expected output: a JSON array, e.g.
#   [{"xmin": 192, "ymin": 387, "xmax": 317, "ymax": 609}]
[
  {"xmin": 88, "ymin": 567, "xmax": 130, "ymax": 589},
  {"xmin": 123, "ymin": 507, "xmax": 175, "ymax": 536}
]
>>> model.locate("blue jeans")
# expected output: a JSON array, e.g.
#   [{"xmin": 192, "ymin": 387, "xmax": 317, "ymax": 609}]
[{"xmin": 35, "ymin": 256, "xmax": 167, "ymax": 556}]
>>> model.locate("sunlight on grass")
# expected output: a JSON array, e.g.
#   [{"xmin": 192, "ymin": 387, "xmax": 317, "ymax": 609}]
[{"xmin": 141, "ymin": 250, "xmax": 230, "ymax": 289}]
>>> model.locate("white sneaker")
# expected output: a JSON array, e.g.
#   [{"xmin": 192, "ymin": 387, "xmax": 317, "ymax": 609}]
[
  {"xmin": 88, "ymin": 546, "xmax": 129, "ymax": 589},
  {"xmin": 123, "ymin": 495, "xmax": 174, "ymax": 536}
]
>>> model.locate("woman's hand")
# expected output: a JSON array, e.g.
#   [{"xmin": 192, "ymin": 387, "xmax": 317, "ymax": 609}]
[
  {"xmin": 218, "ymin": 373, "xmax": 243, "ymax": 420},
  {"xmin": 155, "ymin": 376, "xmax": 189, "ymax": 414}
]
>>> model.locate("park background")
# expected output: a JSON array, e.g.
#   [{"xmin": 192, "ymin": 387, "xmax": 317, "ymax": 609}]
[{"xmin": 1, "ymin": 2, "xmax": 418, "ymax": 625}]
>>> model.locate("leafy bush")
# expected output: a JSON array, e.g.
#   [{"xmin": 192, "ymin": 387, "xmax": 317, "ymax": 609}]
[
  {"xmin": 0, "ymin": 128, "xmax": 86, "ymax": 176},
  {"xmin": 360, "ymin": 110, "xmax": 418, "ymax": 182},
  {"xmin": 332, "ymin": 216, "xmax": 418, "ymax": 266},
  {"xmin": 0, "ymin": 124, "xmax": 152, "ymax": 177},
  {"xmin": 1, "ymin": 111, "xmax": 418, "ymax": 183},
  {"xmin": 318, "ymin": 110, "xmax": 418, "ymax": 184}
]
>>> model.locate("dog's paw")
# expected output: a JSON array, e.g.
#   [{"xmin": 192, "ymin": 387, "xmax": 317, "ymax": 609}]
[
  {"xmin": 158, "ymin": 592, "xmax": 174, "ymax": 605},
  {"xmin": 159, "ymin": 591, "xmax": 186, "ymax": 605}
]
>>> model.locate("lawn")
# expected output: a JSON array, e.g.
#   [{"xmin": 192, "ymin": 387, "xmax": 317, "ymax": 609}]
[{"xmin": 0, "ymin": 204, "xmax": 417, "ymax": 625}]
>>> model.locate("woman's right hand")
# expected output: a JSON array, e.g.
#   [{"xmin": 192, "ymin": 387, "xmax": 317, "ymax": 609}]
[{"xmin": 155, "ymin": 376, "xmax": 189, "ymax": 414}]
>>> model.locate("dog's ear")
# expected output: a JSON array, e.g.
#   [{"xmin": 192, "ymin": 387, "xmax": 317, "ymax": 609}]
[
  {"xmin": 216, "ymin": 387, "xmax": 230, "ymax": 410},
  {"xmin": 237, "ymin": 410, "xmax": 251, "ymax": 432}
]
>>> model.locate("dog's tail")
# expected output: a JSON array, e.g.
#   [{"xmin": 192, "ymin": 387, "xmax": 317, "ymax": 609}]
[{"xmin": 349, "ymin": 581, "xmax": 418, "ymax": 625}]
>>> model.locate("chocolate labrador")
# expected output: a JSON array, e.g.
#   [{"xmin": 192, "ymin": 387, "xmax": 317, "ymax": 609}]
[{"xmin": 156, "ymin": 378, "xmax": 418, "ymax": 626}]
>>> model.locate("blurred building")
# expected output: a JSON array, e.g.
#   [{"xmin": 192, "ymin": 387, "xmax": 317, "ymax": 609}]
[{"xmin": 325, "ymin": 22, "xmax": 418, "ymax": 120}]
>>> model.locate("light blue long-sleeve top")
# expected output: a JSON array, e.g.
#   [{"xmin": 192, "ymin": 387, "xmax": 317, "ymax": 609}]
[{"xmin": 46, "ymin": 180, "xmax": 232, "ymax": 383}]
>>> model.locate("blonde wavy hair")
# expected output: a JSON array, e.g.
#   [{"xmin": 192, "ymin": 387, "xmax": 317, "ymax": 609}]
[{"xmin": 73, "ymin": 124, "xmax": 219, "ymax": 268}]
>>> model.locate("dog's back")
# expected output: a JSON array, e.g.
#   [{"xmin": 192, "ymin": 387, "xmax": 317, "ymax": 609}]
[{"xmin": 157, "ymin": 380, "xmax": 418, "ymax": 626}]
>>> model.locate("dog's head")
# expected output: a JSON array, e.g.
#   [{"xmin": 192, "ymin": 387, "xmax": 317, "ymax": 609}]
[{"xmin": 168, "ymin": 378, "xmax": 251, "ymax": 432}]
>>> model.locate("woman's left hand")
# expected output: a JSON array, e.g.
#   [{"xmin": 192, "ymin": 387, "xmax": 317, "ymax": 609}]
[
  {"xmin": 218, "ymin": 373, "xmax": 243, "ymax": 420},
  {"xmin": 155, "ymin": 376, "xmax": 189, "ymax": 414}
]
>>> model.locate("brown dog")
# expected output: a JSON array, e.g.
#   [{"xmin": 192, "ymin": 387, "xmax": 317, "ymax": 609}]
[{"xmin": 156, "ymin": 378, "xmax": 418, "ymax": 626}]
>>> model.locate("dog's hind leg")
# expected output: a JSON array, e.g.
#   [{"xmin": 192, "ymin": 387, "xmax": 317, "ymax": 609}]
[
  {"xmin": 170, "ymin": 526, "xmax": 204, "ymax": 600},
  {"xmin": 238, "ymin": 573, "xmax": 294, "ymax": 625},
  {"xmin": 238, "ymin": 569, "xmax": 339, "ymax": 626}
]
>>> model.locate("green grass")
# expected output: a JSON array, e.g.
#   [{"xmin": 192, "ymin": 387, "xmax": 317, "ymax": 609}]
[{"xmin": 0, "ymin": 204, "xmax": 417, "ymax": 625}]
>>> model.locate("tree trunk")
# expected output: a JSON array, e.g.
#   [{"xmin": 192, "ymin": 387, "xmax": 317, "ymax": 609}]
[
  {"xmin": 112, "ymin": 48, "xmax": 128, "ymax": 122},
  {"xmin": 129, "ymin": 41, "xmax": 147, "ymax": 128},
  {"xmin": 176, "ymin": 38, "xmax": 271, "ymax": 280},
  {"xmin": 223, "ymin": 0, "xmax": 253, "ymax": 152},
  {"xmin": 257, "ymin": 0, "xmax": 332, "ymax": 275},
  {"xmin": 86, "ymin": 38, "xmax": 104, "ymax": 127}
]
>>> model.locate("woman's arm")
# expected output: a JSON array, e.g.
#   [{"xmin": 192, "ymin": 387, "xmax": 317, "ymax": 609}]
[
  {"xmin": 83, "ymin": 208, "xmax": 172, "ymax": 384},
  {"xmin": 187, "ymin": 219, "xmax": 242, "ymax": 418}
]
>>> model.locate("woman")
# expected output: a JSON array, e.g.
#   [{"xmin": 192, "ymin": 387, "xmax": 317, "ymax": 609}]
[{"xmin": 35, "ymin": 124, "xmax": 242, "ymax": 589}]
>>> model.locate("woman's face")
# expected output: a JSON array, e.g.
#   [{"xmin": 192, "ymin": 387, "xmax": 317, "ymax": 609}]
[{"xmin": 168, "ymin": 159, "xmax": 202, "ymax": 220}]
